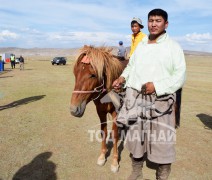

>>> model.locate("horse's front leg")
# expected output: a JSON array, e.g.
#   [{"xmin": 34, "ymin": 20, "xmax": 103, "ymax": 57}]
[
  {"xmin": 110, "ymin": 111, "xmax": 119, "ymax": 172},
  {"xmin": 96, "ymin": 113, "xmax": 108, "ymax": 166}
]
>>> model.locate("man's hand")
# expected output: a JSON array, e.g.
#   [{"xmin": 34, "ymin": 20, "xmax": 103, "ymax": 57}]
[
  {"xmin": 144, "ymin": 82, "xmax": 155, "ymax": 94},
  {"xmin": 112, "ymin": 76, "xmax": 126, "ymax": 91}
]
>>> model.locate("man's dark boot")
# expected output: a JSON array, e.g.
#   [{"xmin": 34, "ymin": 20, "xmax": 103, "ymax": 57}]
[
  {"xmin": 156, "ymin": 163, "xmax": 171, "ymax": 180},
  {"xmin": 127, "ymin": 156, "xmax": 143, "ymax": 180}
]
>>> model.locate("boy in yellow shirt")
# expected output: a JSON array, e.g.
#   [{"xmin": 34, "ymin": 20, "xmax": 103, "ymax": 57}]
[{"xmin": 129, "ymin": 17, "xmax": 146, "ymax": 57}]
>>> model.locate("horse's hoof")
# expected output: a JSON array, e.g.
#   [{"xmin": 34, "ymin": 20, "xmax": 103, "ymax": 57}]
[
  {"xmin": 111, "ymin": 164, "xmax": 119, "ymax": 173},
  {"xmin": 97, "ymin": 157, "xmax": 106, "ymax": 166}
]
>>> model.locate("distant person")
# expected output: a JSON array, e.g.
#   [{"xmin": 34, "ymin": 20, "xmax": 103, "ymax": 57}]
[
  {"xmin": 129, "ymin": 17, "xmax": 146, "ymax": 58},
  {"xmin": 19, "ymin": 55, "xmax": 24, "ymax": 70},
  {"xmin": 117, "ymin": 41, "xmax": 127, "ymax": 61},
  {"xmin": 10, "ymin": 54, "xmax": 15, "ymax": 69}
]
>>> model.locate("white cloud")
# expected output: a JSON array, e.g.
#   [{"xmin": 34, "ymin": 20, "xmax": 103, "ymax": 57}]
[
  {"xmin": 174, "ymin": 33, "xmax": 212, "ymax": 52},
  {"xmin": 4, "ymin": 29, "xmax": 130, "ymax": 48},
  {"xmin": 185, "ymin": 33, "xmax": 212, "ymax": 44},
  {"xmin": 20, "ymin": 28, "xmax": 41, "ymax": 34},
  {"xmin": 0, "ymin": 0, "xmax": 211, "ymax": 52},
  {"xmin": 47, "ymin": 31, "xmax": 131, "ymax": 47},
  {"xmin": 0, "ymin": 30, "xmax": 19, "ymax": 42}
]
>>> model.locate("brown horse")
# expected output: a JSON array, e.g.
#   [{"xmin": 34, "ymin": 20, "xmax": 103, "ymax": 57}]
[{"xmin": 70, "ymin": 45, "xmax": 127, "ymax": 172}]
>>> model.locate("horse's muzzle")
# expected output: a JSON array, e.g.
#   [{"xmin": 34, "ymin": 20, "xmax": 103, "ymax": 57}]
[{"xmin": 70, "ymin": 101, "xmax": 86, "ymax": 117}]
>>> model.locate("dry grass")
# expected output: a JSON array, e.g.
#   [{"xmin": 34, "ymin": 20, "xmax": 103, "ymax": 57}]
[{"xmin": 0, "ymin": 55, "xmax": 212, "ymax": 180}]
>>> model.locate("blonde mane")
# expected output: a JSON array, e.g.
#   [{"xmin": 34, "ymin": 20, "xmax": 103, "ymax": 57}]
[{"xmin": 75, "ymin": 45, "xmax": 124, "ymax": 90}]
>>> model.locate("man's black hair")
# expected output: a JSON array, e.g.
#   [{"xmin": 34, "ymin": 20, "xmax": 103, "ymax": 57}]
[{"xmin": 148, "ymin": 9, "xmax": 168, "ymax": 22}]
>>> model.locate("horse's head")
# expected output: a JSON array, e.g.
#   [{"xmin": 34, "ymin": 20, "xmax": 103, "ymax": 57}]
[{"xmin": 70, "ymin": 45, "xmax": 124, "ymax": 117}]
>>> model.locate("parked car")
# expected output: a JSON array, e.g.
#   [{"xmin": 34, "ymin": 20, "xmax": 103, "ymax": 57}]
[
  {"xmin": 51, "ymin": 57, "xmax": 67, "ymax": 65},
  {"xmin": 15, "ymin": 58, "xmax": 20, "ymax": 64}
]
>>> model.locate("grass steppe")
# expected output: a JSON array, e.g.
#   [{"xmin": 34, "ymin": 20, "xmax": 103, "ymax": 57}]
[{"xmin": 0, "ymin": 55, "xmax": 212, "ymax": 180}]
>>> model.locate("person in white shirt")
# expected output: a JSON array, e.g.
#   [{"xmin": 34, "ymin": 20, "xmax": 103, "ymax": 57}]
[
  {"xmin": 112, "ymin": 9, "xmax": 186, "ymax": 180},
  {"xmin": 117, "ymin": 41, "xmax": 127, "ymax": 61}
]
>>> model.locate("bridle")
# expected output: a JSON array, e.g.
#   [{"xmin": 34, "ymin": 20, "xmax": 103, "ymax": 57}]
[
  {"xmin": 72, "ymin": 56, "xmax": 107, "ymax": 101},
  {"xmin": 72, "ymin": 79, "xmax": 106, "ymax": 101}
]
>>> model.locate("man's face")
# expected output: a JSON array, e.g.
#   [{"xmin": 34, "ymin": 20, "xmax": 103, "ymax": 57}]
[
  {"xmin": 131, "ymin": 23, "xmax": 140, "ymax": 35},
  {"xmin": 148, "ymin": 15, "xmax": 168, "ymax": 36}
]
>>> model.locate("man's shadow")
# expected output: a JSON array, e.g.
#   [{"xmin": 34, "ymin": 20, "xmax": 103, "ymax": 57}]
[
  {"xmin": 196, "ymin": 113, "xmax": 212, "ymax": 130},
  {"xmin": 0, "ymin": 75, "xmax": 13, "ymax": 78},
  {"xmin": 22, "ymin": 69, "xmax": 33, "ymax": 71},
  {"xmin": 0, "ymin": 95, "xmax": 46, "ymax": 111},
  {"xmin": 12, "ymin": 152, "xmax": 57, "ymax": 180},
  {"xmin": 0, "ymin": 69, "xmax": 12, "ymax": 75}
]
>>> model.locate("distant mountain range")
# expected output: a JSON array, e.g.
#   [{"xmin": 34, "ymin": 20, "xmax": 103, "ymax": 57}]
[
  {"xmin": 183, "ymin": 50, "xmax": 212, "ymax": 56},
  {"xmin": 0, "ymin": 47, "xmax": 212, "ymax": 57},
  {"xmin": 0, "ymin": 47, "xmax": 79, "ymax": 57}
]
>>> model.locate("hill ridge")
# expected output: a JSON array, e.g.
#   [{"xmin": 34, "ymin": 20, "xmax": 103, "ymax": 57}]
[{"xmin": 0, "ymin": 47, "xmax": 212, "ymax": 57}]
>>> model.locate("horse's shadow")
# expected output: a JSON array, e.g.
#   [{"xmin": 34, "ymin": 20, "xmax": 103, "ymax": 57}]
[
  {"xmin": 12, "ymin": 152, "xmax": 57, "ymax": 180},
  {"xmin": 0, "ymin": 95, "xmax": 46, "ymax": 111},
  {"xmin": 196, "ymin": 113, "xmax": 212, "ymax": 130}
]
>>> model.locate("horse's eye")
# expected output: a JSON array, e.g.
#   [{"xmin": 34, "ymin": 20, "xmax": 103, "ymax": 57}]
[{"xmin": 90, "ymin": 74, "xmax": 96, "ymax": 78}]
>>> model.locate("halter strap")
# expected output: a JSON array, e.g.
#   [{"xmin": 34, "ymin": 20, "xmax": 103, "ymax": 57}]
[
  {"xmin": 72, "ymin": 79, "xmax": 106, "ymax": 94},
  {"xmin": 72, "ymin": 79, "xmax": 106, "ymax": 101}
]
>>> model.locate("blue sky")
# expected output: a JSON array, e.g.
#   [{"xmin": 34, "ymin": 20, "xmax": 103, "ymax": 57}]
[{"xmin": 0, "ymin": 0, "xmax": 212, "ymax": 52}]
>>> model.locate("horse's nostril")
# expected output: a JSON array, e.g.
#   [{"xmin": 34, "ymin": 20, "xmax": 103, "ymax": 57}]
[
  {"xmin": 71, "ymin": 111, "xmax": 76, "ymax": 116},
  {"xmin": 70, "ymin": 102, "xmax": 86, "ymax": 117},
  {"xmin": 70, "ymin": 105, "xmax": 77, "ymax": 113},
  {"xmin": 70, "ymin": 105, "xmax": 81, "ymax": 117}
]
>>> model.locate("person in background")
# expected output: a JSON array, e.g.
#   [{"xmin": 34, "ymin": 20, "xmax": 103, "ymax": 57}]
[
  {"xmin": 117, "ymin": 41, "xmax": 127, "ymax": 61},
  {"xmin": 10, "ymin": 54, "xmax": 15, "ymax": 69},
  {"xmin": 129, "ymin": 17, "xmax": 146, "ymax": 58},
  {"xmin": 19, "ymin": 55, "xmax": 24, "ymax": 70},
  {"xmin": 113, "ymin": 9, "xmax": 186, "ymax": 180}
]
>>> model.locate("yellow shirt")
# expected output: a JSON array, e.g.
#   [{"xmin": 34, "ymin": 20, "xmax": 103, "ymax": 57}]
[{"xmin": 129, "ymin": 31, "xmax": 146, "ymax": 57}]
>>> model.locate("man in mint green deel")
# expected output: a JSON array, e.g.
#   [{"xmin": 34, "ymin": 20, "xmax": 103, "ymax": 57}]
[{"xmin": 112, "ymin": 9, "xmax": 186, "ymax": 180}]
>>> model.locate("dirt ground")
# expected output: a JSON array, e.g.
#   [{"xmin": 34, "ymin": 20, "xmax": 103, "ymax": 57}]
[{"xmin": 0, "ymin": 55, "xmax": 212, "ymax": 180}]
